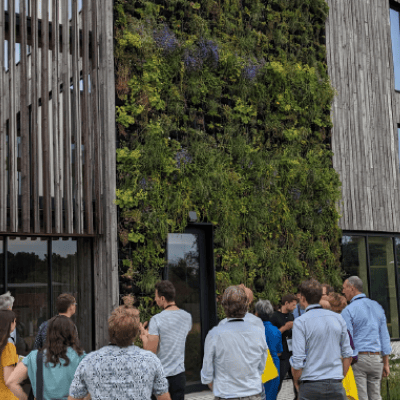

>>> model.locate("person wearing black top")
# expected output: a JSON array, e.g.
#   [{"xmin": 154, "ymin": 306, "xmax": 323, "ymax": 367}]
[{"xmin": 270, "ymin": 294, "xmax": 298, "ymax": 399}]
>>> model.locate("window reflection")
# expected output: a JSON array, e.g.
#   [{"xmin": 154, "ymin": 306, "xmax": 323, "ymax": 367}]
[
  {"xmin": 342, "ymin": 235, "xmax": 369, "ymax": 296},
  {"xmin": 7, "ymin": 237, "xmax": 48, "ymax": 355},
  {"xmin": 167, "ymin": 233, "xmax": 201, "ymax": 383},
  {"xmin": 368, "ymin": 237, "xmax": 399, "ymax": 338},
  {"xmin": 390, "ymin": 8, "xmax": 400, "ymax": 91}
]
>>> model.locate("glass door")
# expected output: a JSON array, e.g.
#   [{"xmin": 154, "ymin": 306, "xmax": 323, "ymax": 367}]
[{"xmin": 166, "ymin": 226, "xmax": 216, "ymax": 387}]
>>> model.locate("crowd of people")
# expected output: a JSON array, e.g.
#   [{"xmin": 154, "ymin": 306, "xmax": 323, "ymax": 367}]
[{"xmin": 0, "ymin": 276, "xmax": 392, "ymax": 400}]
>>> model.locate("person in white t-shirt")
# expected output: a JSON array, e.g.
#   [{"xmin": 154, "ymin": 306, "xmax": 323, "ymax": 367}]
[{"xmin": 140, "ymin": 281, "xmax": 192, "ymax": 400}]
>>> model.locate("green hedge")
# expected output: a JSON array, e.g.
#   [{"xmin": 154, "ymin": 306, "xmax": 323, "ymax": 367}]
[{"xmin": 115, "ymin": 0, "xmax": 342, "ymax": 315}]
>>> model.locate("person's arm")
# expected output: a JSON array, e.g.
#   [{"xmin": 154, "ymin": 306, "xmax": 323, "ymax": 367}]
[
  {"xmin": 140, "ymin": 321, "xmax": 160, "ymax": 354},
  {"xmin": 378, "ymin": 311, "xmax": 392, "ymax": 377},
  {"xmin": 342, "ymin": 357, "xmax": 352, "ymax": 378},
  {"xmin": 200, "ymin": 331, "xmax": 215, "ymax": 389},
  {"xmin": 289, "ymin": 319, "xmax": 306, "ymax": 389},
  {"xmin": 279, "ymin": 321, "xmax": 293, "ymax": 333},
  {"xmin": 6, "ymin": 362, "xmax": 28, "ymax": 400},
  {"xmin": 156, "ymin": 393, "xmax": 171, "ymax": 400},
  {"xmin": 68, "ymin": 397, "xmax": 84, "ymax": 400}
]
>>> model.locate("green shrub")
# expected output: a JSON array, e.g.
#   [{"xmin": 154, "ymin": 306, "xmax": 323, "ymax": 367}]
[{"xmin": 115, "ymin": 0, "xmax": 342, "ymax": 315}]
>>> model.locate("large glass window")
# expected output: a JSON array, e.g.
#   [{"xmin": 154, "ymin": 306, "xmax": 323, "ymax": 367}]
[
  {"xmin": 390, "ymin": 7, "xmax": 400, "ymax": 90},
  {"xmin": 342, "ymin": 233, "xmax": 400, "ymax": 338},
  {"xmin": 342, "ymin": 235, "xmax": 369, "ymax": 296},
  {"xmin": 1, "ymin": 236, "xmax": 93, "ymax": 354},
  {"xmin": 8, "ymin": 237, "xmax": 49, "ymax": 355},
  {"xmin": 368, "ymin": 236, "xmax": 399, "ymax": 338}
]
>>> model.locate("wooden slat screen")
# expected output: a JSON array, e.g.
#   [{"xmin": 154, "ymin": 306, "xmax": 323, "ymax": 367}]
[{"xmin": 0, "ymin": 0, "xmax": 107, "ymax": 235}]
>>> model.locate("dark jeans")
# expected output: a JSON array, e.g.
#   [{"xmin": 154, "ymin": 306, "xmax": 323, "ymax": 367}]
[
  {"xmin": 167, "ymin": 372, "xmax": 186, "ymax": 400},
  {"xmin": 299, "ymin": 380, "xmax": 346, "ymax": 400},
  {"xmin": 277, "ymin": 358, "xmax": 298, "ymax": 400}
]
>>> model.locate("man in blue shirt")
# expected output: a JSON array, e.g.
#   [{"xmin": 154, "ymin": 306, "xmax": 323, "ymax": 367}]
[
  {"xmin": 290, "ymin": 279, "xmax": 353, "ymax": 400},
  {"xmin": 201, "ymin": 285, "xmax": 267, "ymax": 400},
  {"xmin": 342, "ymin": 276, "xmax": 392, "ymax": 400}
]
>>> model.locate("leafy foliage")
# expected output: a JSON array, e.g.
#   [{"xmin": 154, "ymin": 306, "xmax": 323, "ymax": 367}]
[{"xmin": 115, "ymin": 0, "xmax": 342, "ymax": 315}]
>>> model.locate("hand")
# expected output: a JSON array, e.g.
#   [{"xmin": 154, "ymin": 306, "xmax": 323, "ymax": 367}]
[
  {"xmin": 293, "ymin": 379, "xmax": 300, "ymax": 392},
  {"xmin": 382, "ymin": 364, "xmax": 390, "ymax": 378},
  {"xmin": 139, "ymin": 321, "xmax": 149, "ymax": 344},
  {"xmin": 285, "ymin": 321, "xmax": 293, "ymax": 330}
]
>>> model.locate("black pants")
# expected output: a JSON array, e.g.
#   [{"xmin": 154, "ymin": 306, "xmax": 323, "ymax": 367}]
[
  {"xmin": 167, "ymin": 372, "xmax": 186, "ymax": 400},
  {"xmin": 278, "ymin": 358, "xmax": 298, "ymax": 400}
]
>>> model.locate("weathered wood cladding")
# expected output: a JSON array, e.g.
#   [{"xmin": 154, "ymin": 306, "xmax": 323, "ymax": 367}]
[
  {"xmin": 0, "ymin": 1, "xmax": 118, "ymax": 347},
  {"xmin": 0, "ymin": 1, "xmax": 115, "ymax": 237},
  {"xmin": 327, "ymin": 0, "xmax": 400, "ymax": 232}
]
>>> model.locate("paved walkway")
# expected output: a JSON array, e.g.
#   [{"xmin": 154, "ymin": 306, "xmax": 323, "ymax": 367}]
[{"xmin": 186, "ymin": 379, "xmax": 294, "ymax": 400}]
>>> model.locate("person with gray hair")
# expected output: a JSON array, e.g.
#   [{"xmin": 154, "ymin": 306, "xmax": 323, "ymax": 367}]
[
  {"xmin": 201, "ymin": 286, "xmax": 267, "ymax": 400},
  {"xmin": 0, "ymin": 292, "xmax": 16, "ymax": 345},
  {"xmin": 342, "ymin": 276, "xmax": 392, "ymax": 400},
  {"xmin": 255, "ymin": 300, "xmax": 282, "ymax": 400}
]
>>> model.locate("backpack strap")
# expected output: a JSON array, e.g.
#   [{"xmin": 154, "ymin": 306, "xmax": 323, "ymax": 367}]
[{"xmin": 36, "ymin": 350, "xmax": 44, "ymax": 400}]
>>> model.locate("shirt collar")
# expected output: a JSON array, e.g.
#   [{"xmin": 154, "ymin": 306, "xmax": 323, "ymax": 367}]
[
  {"xmin": 350, "ymin": 293, "xmax": 366, "ymax": 303},
  {"xmin": 305, "ymin": 303, "xmax": 322, "ymax": 312}
]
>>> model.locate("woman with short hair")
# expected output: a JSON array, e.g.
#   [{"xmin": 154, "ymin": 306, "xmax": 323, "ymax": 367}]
[
  {"xmin": 6, "ymin": 315, "xmax": 85, "ymax": 400},
  {"xmin": 255, "ymin": 300, "xmax": 282, "ymax": 400},
  {"xmin": 0, "ymin": 310, "xmax": 18, "ymax": 400},
  {"xmin": 68, "ymin": 306, "xmax": 170, "ymax": 400}
]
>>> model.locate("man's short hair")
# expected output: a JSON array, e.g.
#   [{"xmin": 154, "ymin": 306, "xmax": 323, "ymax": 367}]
[
  {"xmin": 56, "ymin": 293, "xmax": 76, "ymax": 314},
  {"xmin": 254, "ymin": 300, "xmax": 274, "ymax": 321},
  {"xmin": 155, "ymin": 280, "xmax": 176, "ymax": 302},
  {"xmin": 346, "ymin": 276, "xmax": 363, "ymax": 292},
  {"xmin": 108, "ymin": 306, "xmax": 140, "ymax": 347},
  {"xmin": 281, "ymin": 294, "xmax": 298, "ymax": 306},
  {"xmin": 0, "ymin": 292, "xmax": 14, "ymax": 310},
  {"xmin": 222, "ymin": 286, "xmax": 248, "ymax": 319},
  {"xmin": 299, "ymin": 279, "xmax": 323, "ymax": 304}
]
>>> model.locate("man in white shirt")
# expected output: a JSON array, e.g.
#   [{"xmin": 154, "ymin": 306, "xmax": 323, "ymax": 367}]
[{"xmin": 201, "ymin": 285, "xmax": 267, "ymax": 400}]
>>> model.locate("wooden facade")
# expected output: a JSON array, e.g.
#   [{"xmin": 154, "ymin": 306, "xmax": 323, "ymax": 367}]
[
  {"xmin": 0, "ymin": 0, "xmax": 118, "ymax": 347},
  {"xmin": 327, "ymin": 0, "xmax": 400, "ymax": 233}
]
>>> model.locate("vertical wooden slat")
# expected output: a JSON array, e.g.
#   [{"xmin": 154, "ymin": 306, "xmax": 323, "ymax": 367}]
[
  {"xmin": 41, "ymin": 0, "xmax": 51, "ymax": 232},
  {"xmin": 91, "ymin": 0, "xmax": 102, "ymax": 234},
  {"xmin": 62, "ymin": 0, "xmax": 73, "ymax": 234},
  {"xmin": 0, "ymin": 0, "xmax": 5, "ymax": 231},
  {"xmin": 9, "ymin": 0, "xmax": 17, "ymax": 231},
  {"xmin": 71, "ymin": 0, "xmax": 83, "ymax": 233},
  {"xmin": 82, "ymin": 0, "xmax": 93, "ymax": 234},
  {"xmin": 52, "ymin": 0, "xmax": 62, "ymax": 232},
  {"xmin": 20, "ymin": 0, "xmax": 30, "ymax": 232},
  {"xmin": 31, "ymin": 0, "xmax": 40, "ymax": 232}
]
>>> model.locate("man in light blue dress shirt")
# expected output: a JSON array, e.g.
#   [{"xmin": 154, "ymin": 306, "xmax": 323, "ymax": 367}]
[
  {"xmin": 290, "ymin": 279, "xmax": 353, "ymax": 400},
  {"xmin": 201, "ymin": 285, "xmax": 267, "ymax": 400},
  {"xmin": 342, "ymin": 276, "xmax": 392, "ymax": 400}
]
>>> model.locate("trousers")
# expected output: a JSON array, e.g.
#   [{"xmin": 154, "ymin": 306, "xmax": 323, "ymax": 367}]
[
  {"xmin": 277, "ymin": 358, "xmax": 298, "ymax": 400},
  {"xmin": 167, "ymin": 372, "xmax": 186, "ymax": 400},
  {"xmin": 352, "ymin": 354, "xmax": 384, "ymax": 400},
  {"xmin": 299, "ymin": 379, "xmax": 346, "ymax": 400}
]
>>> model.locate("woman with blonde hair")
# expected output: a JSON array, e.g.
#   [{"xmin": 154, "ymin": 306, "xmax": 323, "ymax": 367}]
[
  {"xmin": 329, "ymin": 293, "xmax": 359, "ymax": 400},
  {"xmin": 0, "ymin": 310, "xmax": 18, "ymax": 399}
]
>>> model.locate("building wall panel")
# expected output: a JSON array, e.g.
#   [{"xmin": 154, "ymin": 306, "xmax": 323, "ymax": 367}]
[{"xmin": 327, "ymin": 0, "xmax": 400, "ymax": 232}]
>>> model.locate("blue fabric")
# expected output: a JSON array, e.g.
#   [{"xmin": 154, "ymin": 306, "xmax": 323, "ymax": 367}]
[
  {"xmin": 290, "ymin": 304, "xmax": 353, "ymax": 381},
  {"xmin": 263, "ymin": 321, "xmax": 282, "ymax": 400},
  {"xmin": 201, "ymin": 319, "xmax": 267, "ymax": 399},
  {"xmin": 293, "ymin": 304, "xmax": 305, "ymax": 319},
  {"xmin": 23, "ymin": 347, "xmax": 85, "ymax": 400},
  {"xmin": 341, "ymin": 293, "xmax": 392, "ymax": 356}
]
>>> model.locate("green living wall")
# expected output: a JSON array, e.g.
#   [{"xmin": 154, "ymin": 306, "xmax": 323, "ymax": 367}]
[{"xmin": 115, "ymin": 0, "xmax": 342, "ymax": 314}]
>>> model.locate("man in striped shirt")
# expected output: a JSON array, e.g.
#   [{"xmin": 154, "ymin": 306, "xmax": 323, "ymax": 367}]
[{"xmin": 140, "ymin": 281, "xmax": 192, "ymax": 400}]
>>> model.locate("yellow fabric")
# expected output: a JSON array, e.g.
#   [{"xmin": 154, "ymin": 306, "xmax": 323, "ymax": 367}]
[
  {"xmin": 0, "ymin": 342, "xmax": 18, "ymax": 400},
  {"xmin": 261, "ymin": 349, "xmax": 279, "ymax": 383},
  {"xmin": 342, "ymin": 365, "xmax": 358, "ymax": 400}
]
